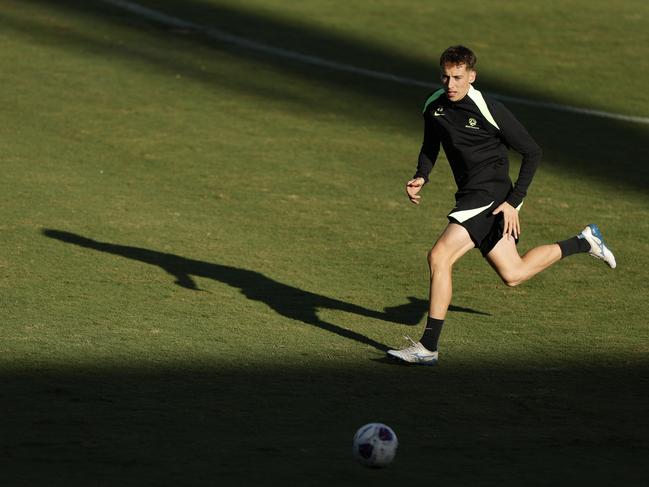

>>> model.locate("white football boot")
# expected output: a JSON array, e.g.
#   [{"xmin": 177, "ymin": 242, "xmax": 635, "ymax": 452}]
[
  {"xmin": 579, "ymin": 224, "xmax": 616, "ymax": 269},
  {"xmin": 387, "ymin": 336, "xmax": 438, "ymax": 365}
]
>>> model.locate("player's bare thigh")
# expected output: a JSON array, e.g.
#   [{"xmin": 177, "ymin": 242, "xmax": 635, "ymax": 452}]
[
  {"xmin": 429, "ymin": 223, "xmax": 476, "ymax": 266},
  {"xmin": 487, "ymin": 232, "xmax": 563, "ymax": 287},
  {"xmin": 485, "ymin": 233, "xmax": 520, "ymax": 268}
]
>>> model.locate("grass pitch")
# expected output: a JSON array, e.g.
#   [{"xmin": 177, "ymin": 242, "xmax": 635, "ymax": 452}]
[{"xmin": 1, "ymin": 1, "xmax": 648, "ymax": 485}]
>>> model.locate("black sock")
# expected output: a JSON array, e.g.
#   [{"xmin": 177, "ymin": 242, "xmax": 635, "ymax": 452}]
[
  {"xmin": 557, "ymin": 235, "xmax": 590, "ymax": 258},
  {"xmin": 420, "ymin": 317, "xmax": 444, "ymax": 351}
]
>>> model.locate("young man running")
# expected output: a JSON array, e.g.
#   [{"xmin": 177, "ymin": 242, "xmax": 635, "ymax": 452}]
[{"xmin": 387, "ymin": 45, "xmax": 616, "ymax": 365}]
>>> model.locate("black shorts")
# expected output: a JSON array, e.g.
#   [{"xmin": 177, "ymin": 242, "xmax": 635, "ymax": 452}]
[{"xmin": 447, "ymin": 197, "xmax": 518, "ymax": 257}]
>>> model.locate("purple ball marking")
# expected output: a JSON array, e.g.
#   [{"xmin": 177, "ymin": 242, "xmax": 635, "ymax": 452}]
[
  {"xmin": 358, "ymin": 443, "xmax": 374, "ymax": 459},
  {"xmin": 378, "ymin": 427, "xmax": 393, "ymax": 442}
]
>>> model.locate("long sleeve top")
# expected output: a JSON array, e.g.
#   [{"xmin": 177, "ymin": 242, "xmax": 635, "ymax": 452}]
[{"xmin": 414, "ymin": 85, "xmax": 542, "ymax": 209}]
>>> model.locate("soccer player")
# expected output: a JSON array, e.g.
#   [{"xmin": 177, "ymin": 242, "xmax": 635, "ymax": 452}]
[{"xmin": 387, "ymin": 45, "xmax": 616, "ymax": 365}]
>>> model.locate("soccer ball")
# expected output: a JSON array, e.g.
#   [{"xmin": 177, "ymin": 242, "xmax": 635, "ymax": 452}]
[{"xmin": 352, "ymin": 423, "xmax": 398, "ymax": 468}]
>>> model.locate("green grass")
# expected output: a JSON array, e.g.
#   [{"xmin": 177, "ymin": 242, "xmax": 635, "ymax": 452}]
[{"xmin": 1, "ymin": 1, "xmax": 648, "ymax": 485}]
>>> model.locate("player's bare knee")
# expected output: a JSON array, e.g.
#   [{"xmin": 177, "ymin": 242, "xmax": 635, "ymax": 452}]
[
  {"xmin": 427, "ymin": 248, "xmax": 435, "ymax": 273},
  {"xmin": 428, "ymin": 246, "xmax": 451, "ymax": 272},
  {"xmin": 499, "ymin": 270, "xmax": 523, "ymax": 287}
]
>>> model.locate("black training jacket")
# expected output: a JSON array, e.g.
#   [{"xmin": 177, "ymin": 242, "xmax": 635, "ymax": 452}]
[{"xmin": 414, "ymin": 86, "xmax": 542, "ymax": 209}]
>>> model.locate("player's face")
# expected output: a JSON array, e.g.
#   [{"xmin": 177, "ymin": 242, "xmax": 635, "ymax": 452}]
[{"xmin": 440, "ymin": 63, "xmax": 476, "ymax": 102}]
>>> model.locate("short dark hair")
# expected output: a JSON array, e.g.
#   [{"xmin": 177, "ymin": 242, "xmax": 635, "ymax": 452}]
[{"xmin": 439, "ymin": 45, "xmax": 477, "ymax": 70}]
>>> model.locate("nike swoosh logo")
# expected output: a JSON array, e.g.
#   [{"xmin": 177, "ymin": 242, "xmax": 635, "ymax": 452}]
[
  {"xmin": 414, "ymin": 353, "xmax": 436, "ymax": 360},
  {"xmin": 591, "ymin": 234, "xmax": 605, "ymax": 255},
  {"xmin": 433, "ymin": 112, "xmax": 444, "ymax": 117}
]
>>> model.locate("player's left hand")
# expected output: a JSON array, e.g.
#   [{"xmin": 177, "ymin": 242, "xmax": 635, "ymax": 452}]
[{"xmin": 492, "ymin": 202, "xmax": 520, "ymax": 239}]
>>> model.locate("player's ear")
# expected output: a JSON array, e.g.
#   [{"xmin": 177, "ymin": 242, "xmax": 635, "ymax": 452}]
[{"xmin": 469, "ymin": 69, "xmax": 476, "ymax": 83}]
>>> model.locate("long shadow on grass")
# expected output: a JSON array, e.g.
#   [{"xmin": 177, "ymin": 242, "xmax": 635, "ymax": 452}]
[
  {"xmin": 43, "ymin": 229, "xmax": 489, "ymax": 352},
  {"xmin": 2, "ymin": 362, "xmax": 647, "ymax": 485},
  {"xmin": 15, "ymin": 0, "xmax": 649, "ymax": 194}
]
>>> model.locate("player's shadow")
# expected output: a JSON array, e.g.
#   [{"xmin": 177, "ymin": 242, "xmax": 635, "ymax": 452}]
[{"xmin": 42, "ymin": 229, "xmax": 488, "ymax": 352}]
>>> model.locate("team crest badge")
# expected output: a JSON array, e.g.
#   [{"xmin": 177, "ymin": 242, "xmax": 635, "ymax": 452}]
[{"xmin": 465, "ymin": 117, "xmax": 479, "ymax": 129}]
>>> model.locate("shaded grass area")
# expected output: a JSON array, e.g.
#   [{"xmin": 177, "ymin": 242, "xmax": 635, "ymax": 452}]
[{"xmin": 3, "ymin": 362, "xmax": 648, "ymax": 486}]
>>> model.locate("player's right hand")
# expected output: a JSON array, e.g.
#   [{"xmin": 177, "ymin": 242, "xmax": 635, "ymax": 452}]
[{"xmin": 406, "ymin": 178, "xmax": 425, "ymax": 205}]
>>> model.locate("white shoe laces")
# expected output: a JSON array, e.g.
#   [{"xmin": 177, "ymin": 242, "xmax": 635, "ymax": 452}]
[{"xmin": 404, "ymin": 335, "xmax": 418, "ymax": 346}]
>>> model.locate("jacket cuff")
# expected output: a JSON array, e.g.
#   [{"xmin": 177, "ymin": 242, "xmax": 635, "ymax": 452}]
[
  {"xmin": 413, "ymin": 172, "xmax": 429, "ymax": 184},
  {"xmin": 506, "ymin": 194, "xmax": 523, "ymax": 209}
]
